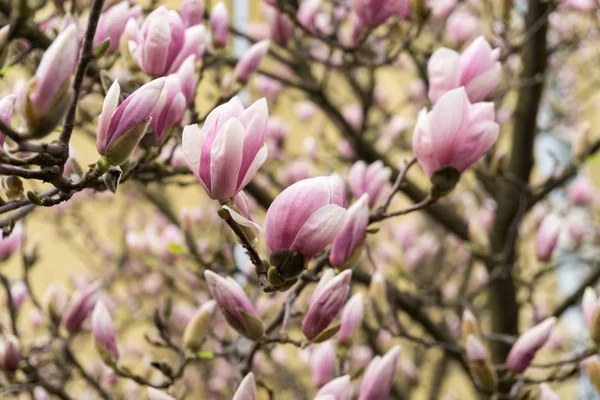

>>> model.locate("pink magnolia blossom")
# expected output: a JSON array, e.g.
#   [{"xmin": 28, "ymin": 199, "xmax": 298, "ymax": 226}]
[
  {"xmin": 94, "ymin": 2, "xmax": 141, "ymax": 54},
  {"xmin": 204, "ymin": 270, "xmax": 264, "ymax": 340},
  {"xmin": 312, "ymin": 341, "xmax": 337, "ymax": 387},
  {"xmin": 505, "ymin": 317, "xmax": 556, "ymax": 373},
  {"xmin": 181, "ymin": 0, "xmax": 204, "ymax": 27},
  {"xmin": 91, "ymin": 301, "xmax": 120, "ymax": 362},
  {"xmin": 182, "ymin": 97, "xmax": 269, "ymax": 200},
  {"xmin": 412, "ymin": 87, "xmax": 499, "ymax": 178},
  {"xmin": 0, "ymin": 224, "xmax": 24, "ymax": 261},
  {"xmin": 96, "ymin": 78, "xmax": 167, "ymax": 166},
  {"xmin": 265, "ymin": 175, "xmax": 348, "ymax": 260},
  {"xmin": 428, "ymin": 36, "xmax": 501, "ymax": 104},
  {"xmin": 150, "ymin": 74, "xmax": 186, "ymax": 141},
  {"xmin": 234, "ymin": 40, "xmax": 271, "ymax": 84},
  {"xmin": 61, "ymin": 281, "xmax": 101, "ymax": 334},
  {"xmin": 338, "ymin": 293, "xmax": 365, "ymax": 344},
  {"xmin": 535, "ymin": 214, "xmax": 562, "ymax": 262},
  {"xmin": 316, "ymin": 375, "xmax": 352, "ymax": 400},
  {"xmin": 0, "ymin": 335, "xmax": 20, "ymax": 371},
  {"xmin": 350, "ymin": 0, "xmax": 410, "ymax": 27},
  {"xmin": 301, "ymin": 270, "xmax": 352, "ymax": 340},
  {"xmin": 358, "ymin": 345, "xmax": 401, "ymax": 400},
  {"xmin": 330, "ymin": 195, "xmax": 369, "ymax": 269},
  {"xmin": 348, "ymin": 161, "xmax": 391, "ymax": 207},
  {"xmin": 233, "ymin": 372, "xmax": 257, "ymax": 400},
  {"xmin": 210, "ymin": 2, "xmax": 229, "ymax": 48}
]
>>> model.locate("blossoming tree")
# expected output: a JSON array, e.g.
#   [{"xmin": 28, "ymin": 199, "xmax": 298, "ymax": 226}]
[{"xmin": 0, "ymin": 0, "xmax": 598, "ymax": 398}]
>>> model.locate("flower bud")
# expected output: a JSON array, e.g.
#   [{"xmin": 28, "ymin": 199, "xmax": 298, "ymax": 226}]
[
  {"xmin": 181, "ymin": 0, "xmax": 205, "ymax": 27},
  {"xmin": 10, "ymin": 281, "xmax": 28, "ymax": 312},
  {"xmin": 312, "ymin": 341, "xmax": 337, "ymax": 388},
  {"xmin": 24, "ymin": 23, "xmax": 78, "ymax": 136},
  {"xmin": 94, "ymin": 2, "xmax": 141, "ymax": 54},
  {"xmin": 368, "ymin": 271, "xmax": 389, "ymax": 317},
  {"xmin": 0, "ymin": 335, "xmax": 20, "ymax": 372},
  {"xmin": 96, "ymin": 78, "xmax": 167, "ymax": 166},
  {"xmin": 461, "ymin": 309, "xmax": 480, "ymax": 340},
  {"xmin": 0, "ymin": 94, "xmax": 16, "ymax": 147},
  {"xmin": 92, "ymin": 300, "xmax": 119, "ymax": 364},
  {"xmin": 350, "ymin": 0, "xmax": 409, "ymax": 27},
  {"xmin": 302, "ymin": 270, "xmax": 352, "ymax": 341},
  {"xmin": 150, "ymin": 74, "xmax": 186, "ymax": 142},
  {"xmin": 330, "ymin": 195, "xmax": 369, "ymax": 270},
  {"xmin": 358, "ymin": 345, "xmax": 401, "ymax": 400},
  {"xmin": 316, "ymin": 374, "xmax": 351, "ymax": 400},
  {"xmin": 585, "ymin": 356, "xmax": 600, "ymax": 394},
  {"xmin": 338, "ymin": 293, "xmax": 364, "ymax": 345},
  {"xmin": 61, "ymin": 281, "xmax": 101, "ymax": 334},
  {"xmin": 42, "ymin": 283, "xmax": 67, "ymax": 325},
  {"xmin": 465, "ymin": 335, "xmax": 496, "ymax": 391},
  {"xmin": 298, "ymin": 0, "xmax": 321, "ymax": 29},
  {"xmin": 535, "ymin": 214, "xmax": 561, "ymax": 262},
  {"xmin": 0, "ymin": 224, "xmax": 24, "ymax": 261},
  {"xmin": 505, "ymin": 317, "xmax": 556, "ymax": 374},
  {"xmin": 182, "ymin": 300, "xmax": 216, "ymax": 351},
  {"xmin": 210, "ymin": 2, "xmax": 229, "ymax": 48},
  {"xmin": 582, "ymin": 287, "xmax": 600, "ymax": 343},
  {"xmin": 182, "ymin": 97, "xmax": 269, "ymax": 201},
  {"xmin": 269, "ymin": 10, "xmax": 293, "ymax": 47},
  {"xmin": 266, "ymin": 175, "xmax": 348, "ymax": 282},
  {"xmin": 204, "ymin": 270, "xmax": 264, "ymax": 340},
  {"xmin": 233, "ymin": 372, "xmax": 257, "ymax": 400},
  {"xmin": 348, "ymin": 161, "xmax": 391, "ymax": 207},
  {"xmin": 234, "ymin": 40, "xmax": 270, "ymax": 84}
]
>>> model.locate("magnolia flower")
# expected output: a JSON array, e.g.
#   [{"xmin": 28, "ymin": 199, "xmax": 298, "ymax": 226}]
[
  {"xmin": 358, "ymin": 345, "xmax": 401, "ymax": 400},
  {"xmin": 505, "ymin": 317, "xmax": 556, "ymax": 373},
  {"xmin": 183, "ymin": 97, "xmax": 268, "ymax": 201}
]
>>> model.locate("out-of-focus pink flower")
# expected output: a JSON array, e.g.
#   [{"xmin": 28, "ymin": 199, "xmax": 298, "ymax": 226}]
[
  {"xmin": 97, "ymin": 78, "xmax": 167, "ymax": 166},
  {"xmin": 0, "ymin": 335, "xmax": 20, "ymax": 371},
  {"xmin": 265, "ymin": 175, "xmax": 348, "ymax": 270},
  {"xmin": 61, "ymin": 281, "xmax": 101, "ymax": 334},
  {"xmin": 42, "ymin": 283, "xmax": 67, "ymax": 325},
  {"xmin": 181, "ymin": 0, "xmax": 205, "ymax": 27},
  {"xmin": 428, "ymin": 36, "xmax": 501, "ymax": 104},
  {"xmin": 312, "ymin": 341, "xmax": 337, "ymax": 387},
  {"xmin": 150, "ymin": 75, "xmax": 186, "ymax": 141},
  {"xmin": 568, "ymin": 176, "xmax": 597, "ymax": 206},
  {"xmin": 350, "ymin": 0, "xmax": 409, "ymax": 27},
  {"xmin": 24, "ymin": 23, "xmax": 78, "ymax": 135},
  {"xmin": 10, "ymin": 281, "xmax": 28, "ymax": 312},
  {"xmin": 342, "ymin": 104, "xmax": 363, "ymax": 129},
  {"xmin": 92, "ymin": 301, "xmax": 120, "ymax": 363},
  {"xmin": 465, "ymin": 335, "xmax": 496, "ymax": 391},
  {"xmin": 234, "ymin": 40, "xmax": 270, "ymax": 84},
  {"xmin": 0, "ymin": 224, "xmax": 23, "ymax": 261},
  {"xmin": 505, "ymin": 317, "xmax": 556, "ymax": 373},
  {"xmin": 182, "ymin": 97, "xmax": 269, "ymax": 200},
  {"xmin": 298, "ymin": 0, "xmax": 321, "ymax": 29},
  {"xmin": 428, "ymin": 0, "xmax": 457, "ymax": 19},
  {"xmin": 210, "ymin": 2, "xmax": 229, "ymax": 48},
  {"xmin": 204, "ymin": 270, "xmax": 264, "ymax": 340},
  {"xmin": 302, "ymin": 270, "xmax": 352, "ymax": 340},
  {"xmin": 446, "ymin": 9, "xmax": 478, "ymax": 43},
  {"xmin": 316, "ymin": 375, "xmax": 352, "ymax": 400},
  {"xmin": 94, "ymin": 2, "xmax": 141, "ymax": 54},
  {"xmin": 358, "ymin": 345, "xmax": 401, "ymax": 400},
  {"xmin": 330, "ymin": 195, "xmax": 369, "ymax": 269},
  {"xmin": 338, "ymin": 293, "xmax": 364, "ymax": 344},
  {"xmin": 233, "ymin": 372, "xmax": 257, "ymax": 400},
  {"xmin": 269, "ymin": 9, "xmax": 293, "ymax": 46},
  {"xmin": 348, "ymin": 160, "xmax": 391, "ymax": 207},
  {"xmin": 412, "ymin": 87, "xmax": 498, "ymax": 182},
  {"xmin": 535, "ymin": 214, "xmax": 562, "ymax": 262},
  {"xmin": 0, "ymin": 94, "xmax": 16, "ymax": 147},
  {"xmin": 176, "ymin": 55, "xmax": 198, "ymax": 106}
]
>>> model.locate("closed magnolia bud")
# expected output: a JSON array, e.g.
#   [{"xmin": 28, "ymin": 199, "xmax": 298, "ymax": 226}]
[
  {"xmin": 505, "ymin": 317, "xmax": 556, "ymax": 374},
  {"xmin": 0, "ymin": 335, "xmax": 21, "ymax": 372},
  {"xmin": 535, "ymin": 214, "xmax": 561, "ymax": 262},
  {"xmin": 368, "ymin": 272, "xmax": 389, "ymax": 316},
  {"xmin": 24, "ymin": 23, "xmax": 78, "ymax": 136},
  {"xmin": 92, "ymin": 301, "xmax": 119, "ymax": 364},
  {"xmin": 338, "ymin": 293, "xmax": 364, "ymax": 345},
  {"xmin": 465, "ymin": 335, "xmax": 496, "ymax": 391},
  {"xmin": 312, "ymin": 341, "xmax": 337, "ymax": 388},
  {"xmin": 348, "ymin": 161, "xmax": 391, "ymax": 208},
  {"xmin": 182, "ymin": 300, "xmax": 216, "ymax": 351},
  {"xmin": 210, "ymin": 2, "xmax": 229, "ymax": 48},
  {"xmin": 61, "ymin": 281, "xmax": 101, "ymax": 334},
  {"xmin": 329, "ymin": 195, "xmax": 369, "ymax": 270},
  {"xmin": 315, "ymin": 374, "xmax": 351, "ymax": 400},
  {"xmin": 302, "ymin": 270, "xmax": 352, "ymax": 341},
  {"xmin": 233, "ymin": 372, "xmax": 257, "ymax": 400},
  {"xmin": 42, "ymin": 283, "xmax": 67, "ymax": 325},
  {"xmin": 181, "ymin": 0, "xmax": 205, "ymax": 27},
  {"xmin": 234, "ymin": 40, "xmax": 270, "ymax": 84},
  {"xmin": 461, "ymin": 309, "xmax": 480, "ymax": 341},
  {"xmin": 359, "ymin": 345, "xmax": 401, "ymax": 400},
  {"xmin": 96, "ymin": 78, "xmax": 166, "ymax": 166},
  {"xmin": 583, "ymin": 287, "xmax": 600, "ymax": 344},
  {"xmin": 204, "ymin": 270, "xmax": 264, "ymax": 340},
  {"xmin": 0, "ymin": 224, "xmax": 24, "ymax": 261},
  {"xmin": 298, "ymin": 0, "xmax": 321, "ymax": 28},
  {"xmin": 93, "ymin": 2, "xmax": 141, "ymax": 54}
]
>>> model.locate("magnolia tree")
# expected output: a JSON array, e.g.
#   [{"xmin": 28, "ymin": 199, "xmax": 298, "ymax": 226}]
[{"xmin": 0, "ymin": 0, "xmax": 598, "ymax": 398}]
